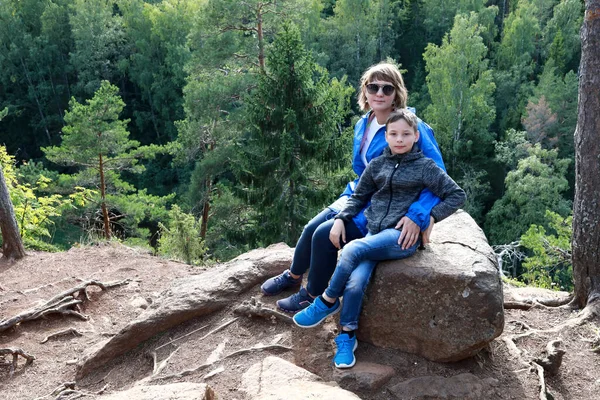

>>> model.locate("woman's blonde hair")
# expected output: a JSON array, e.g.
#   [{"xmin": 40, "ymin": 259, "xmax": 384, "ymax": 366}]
[{"xmin": 358, "ymin": 62, "xmax": 408, "ymax": 112}]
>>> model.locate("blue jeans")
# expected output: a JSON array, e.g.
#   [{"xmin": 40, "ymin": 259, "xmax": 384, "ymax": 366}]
[
  {"xmin": 290, "ymin": 208, "xmax": 364, "ymax": 297},
  {"xmin": 325, "ymin": 228, "xmax": 420, "ymax": 330}
]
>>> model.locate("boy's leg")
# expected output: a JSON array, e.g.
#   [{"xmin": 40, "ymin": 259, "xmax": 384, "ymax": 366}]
[
  {"xmin": 338, "ymin": 259, "xmax": 377, "ymax": 331},
  {"xmin": 262, "ymin": 208, "xmax": 335, "ymax": 296}
]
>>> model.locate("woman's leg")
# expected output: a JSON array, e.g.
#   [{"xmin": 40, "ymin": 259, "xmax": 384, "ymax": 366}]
[
  {"xmin": 262, "ymin": 208, "xmax": 336, "ymax": 296},
  {"xmin": 305, "ymin": 218, "xmax": 364, "ymax": 297},
  {"xmin": 278, "ymin": 217, "xmax": 363, "ymax": 313},
  {"xmin": 289, "ymin": 208, "xmax": 338, "ymax": 276}
]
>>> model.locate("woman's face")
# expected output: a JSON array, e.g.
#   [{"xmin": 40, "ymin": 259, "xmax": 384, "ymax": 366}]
[{"xmin": 364, "ymin": 79, "xmax": 395, "ymax": 113}]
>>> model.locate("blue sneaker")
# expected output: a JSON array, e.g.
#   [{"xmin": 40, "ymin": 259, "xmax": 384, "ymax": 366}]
[
  {"xmin": 333, "ymin": 333, "xmax": 358, "ymax": 368},
  {"xmin": 261, "ymin": 269, "xmax": 302, "ymax": 296},
  {"xmin": 293, "ymin": 296, "xmax": 340, "ymax": 328},
  {"xmin": 277, "ymin": 287, "xmax": 314, "ymax": 313}
]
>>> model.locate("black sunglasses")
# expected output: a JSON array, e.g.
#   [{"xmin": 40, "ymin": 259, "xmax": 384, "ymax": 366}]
[{"xmin": 366, "ymin": 83, "xmax": 395, "ymax": 96}]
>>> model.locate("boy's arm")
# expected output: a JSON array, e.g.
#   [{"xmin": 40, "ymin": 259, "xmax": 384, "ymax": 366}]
[
  {"xmin": 336, "ymin": 163, "xmax": 377, "ymax": 222},
  {"xmin": 404, "ymin": 121, "xmax": 445, "ymax": 231},
  {"xmin": 422, "ymin": 160, "xmax": 466, "ymax": 223}
]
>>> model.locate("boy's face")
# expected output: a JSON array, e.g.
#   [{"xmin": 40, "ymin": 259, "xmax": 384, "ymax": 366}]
[{"xmin": 386, "ymin": 119, "xmax": 419, "ymax": 155}]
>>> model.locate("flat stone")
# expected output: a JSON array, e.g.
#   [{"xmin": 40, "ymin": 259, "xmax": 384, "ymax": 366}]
[
  {"xmin": 358, "ymin": 211, "xmax": 504, "ymax": 362},
  {"xmin": 389, "ymin": 373, "xmax": 499, "ymax": 400},
  {"xmin": 93, "ymin": 382, "xmax": 214, "ymax": 400},
  {"xmin": 241, "ymin": 356, "xmax": 361, "ymax": 400},
  {"xmin": 333, "ymin": 361, "xmax": 395, "ymax": 391}
]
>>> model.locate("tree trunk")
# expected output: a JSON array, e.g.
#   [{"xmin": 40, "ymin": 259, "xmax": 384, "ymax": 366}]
[
  {"xmin": 257, "ymin": 5, "xmax": 265, "ymax": 71},
  {"xmin": 571, "ymin": 0, "xmax": 600, "ymax": 309},
  {"xmin": 98, "ymin": 153, "xmax": 111, "ymax": 239},
  {"xmin": 0, "ymin": 165, "xmax": 26, "ymax": 261}
]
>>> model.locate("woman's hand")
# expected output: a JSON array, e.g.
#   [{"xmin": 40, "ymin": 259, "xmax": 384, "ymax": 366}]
[
  {"xmin": 421, "ymin": 216, "xmax": 435, "ymax": 246},
  {"xmin": 395, "ymin": 216, "xmax": 420, "ymax": 250},
  {"xmin": 330, "ymin": 219, "xmax": 346, "ymax": 249}
]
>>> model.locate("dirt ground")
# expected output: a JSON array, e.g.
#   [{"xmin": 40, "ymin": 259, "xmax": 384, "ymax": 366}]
[{"xmin": 1, "ymin": 243, "xmax": 599, "ymax": 399}]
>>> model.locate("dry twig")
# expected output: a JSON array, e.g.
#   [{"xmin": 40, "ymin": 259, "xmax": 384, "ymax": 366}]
[
  {"xmin": 0, "ymin": 279, "xmax": 130, "ymax": 333},
  {"xmin": 0, "ymin": 347, "xmax": 35, "ymax": 376},
  {"xmin": 233, "ymin": 297, "xmax": 293, "ymax": 323},
  {"xmin": 41, "ymin": 328, "xmax": 84, "ymax": 344}
]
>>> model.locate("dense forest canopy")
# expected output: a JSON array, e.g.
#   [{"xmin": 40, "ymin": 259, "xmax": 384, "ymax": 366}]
[{"xmin": 0, "ymin": 0, "xmax": 583, "ymax": 288}]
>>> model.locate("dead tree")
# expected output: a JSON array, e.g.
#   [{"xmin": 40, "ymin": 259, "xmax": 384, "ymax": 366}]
[
  {"xmin": 0, "ymin": 163, "xmax": 25, "ymax": 261},
  {"xmin": 572, "ymin": 0, "xmax": 600, "ymax": 315}
]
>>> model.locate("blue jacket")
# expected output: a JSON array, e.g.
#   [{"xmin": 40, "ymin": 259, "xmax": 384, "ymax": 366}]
[{"xmin": 331, "ymin": 108, "xmax": 445, "ymax": 234}]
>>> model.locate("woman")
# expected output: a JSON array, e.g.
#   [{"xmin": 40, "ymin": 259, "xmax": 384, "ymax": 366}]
[{"xmin": 261, "ymin": 62, "xmax": 445, "ymax": 315}]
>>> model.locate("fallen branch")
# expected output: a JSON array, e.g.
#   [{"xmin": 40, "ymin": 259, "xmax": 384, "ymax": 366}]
[
  {"xmin": 0, "ymin": 348, "xmax": 35, "ymax": 377},
  {"xmin": 155, "ymin": 344, "xmax": 292, "ymax": 381},
  {"xmin": 233, "ymin": 297, "xmax": 293, "ymax": 324},
  {"xmin": 505, "ymin": 295, "xmax": 574, "ymax": 310},
  {"xmin": 0, "ymin": 279, "xmax": 130, "ymax": 333},
  {"xmin": 41, "ymin": 328, "xmax": 84, "ymax": 344}
]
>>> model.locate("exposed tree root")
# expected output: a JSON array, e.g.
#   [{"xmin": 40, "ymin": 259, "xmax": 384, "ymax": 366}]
[
  {"xmin": 233, "ymin": 297, "xmax": 293, "ymax": 324},
  {"xmin": 0, "ymin": 279, "xmax": 130, "ymax": 333},
  {"xmin": 34, "ymin": 382, "xmax": 107, "ymax": 400},
  {"xmin": 504, "ymin": 294, "xmax": 574, "ymax": 310},
  {"xmin": 0, "ymin": 347, "xmax": 35, "ymax": 376},
  {"xmin": 532, "ymin": 361, "xmax": 548, "ymax": 400},
  {"xmin": 154, "ymin": 344, "xmax": 292, "ymax": 381},
  {"xmin": 41, "ymin": 328, "xmax": 84, "ymax": 344}
]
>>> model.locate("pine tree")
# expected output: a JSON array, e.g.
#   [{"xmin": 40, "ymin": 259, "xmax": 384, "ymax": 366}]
[
  {"xmin": 43, "ymin": 81, "xmax": 162, "ymax": 239},
  {"xmin": 240, "ymin": 22, "xmax": 352, "ymax": 245}
]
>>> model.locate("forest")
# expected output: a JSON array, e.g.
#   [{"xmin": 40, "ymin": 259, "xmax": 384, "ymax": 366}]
[{"xmin": 0, "ymin": 0, "xmax": 583, "ymax": 289}]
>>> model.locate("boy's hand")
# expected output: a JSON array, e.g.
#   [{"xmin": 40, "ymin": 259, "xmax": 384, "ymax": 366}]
[
  {"xmin": 395, "ymin": 216, "xmax": 420, "ymax": 250},
  {"xmin": 330, "ymin": 219, "xmax": 346, "ymax": 249},
  {"xmin": 421, "ymin": 216, "xmax": 435, "ymax": 246}
]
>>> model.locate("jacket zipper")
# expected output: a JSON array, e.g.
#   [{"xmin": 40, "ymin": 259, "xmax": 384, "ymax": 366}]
[{"xmin": 378, "ymin": 162, "xmax": 400, "ymax": 232}]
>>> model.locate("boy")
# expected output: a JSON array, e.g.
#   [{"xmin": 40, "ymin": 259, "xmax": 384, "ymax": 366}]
[{"xmin": 293, "ymin": 109, "xmax": 466, "ymax": 368}]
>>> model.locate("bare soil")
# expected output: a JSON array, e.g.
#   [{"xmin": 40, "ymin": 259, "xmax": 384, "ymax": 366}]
[{"xmin": 1, "ymin": 243, "xmax": 599, "ymax": 399}]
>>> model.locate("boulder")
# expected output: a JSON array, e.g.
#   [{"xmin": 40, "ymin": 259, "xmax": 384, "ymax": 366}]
[
  {"xmin": 357, "ymin": 210, "xmax": 504, "ymax": 362},
  {"xmin": 76, "ymin": 243, "xmax": 293, "ymax": 378},
  {"xmin": 241, "ymin": 356, "xmax": 361, "ymax": 400}
]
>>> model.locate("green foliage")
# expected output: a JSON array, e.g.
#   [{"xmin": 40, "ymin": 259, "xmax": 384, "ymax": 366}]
[
  {"xmin": 0, "ymin": 145, "xmax": 93, "ymax": 251},
  {"xmin": 158, "ymin": 205, "xmax": 206, "ymax": 265},
  {"xmin": 240, "ymin": 21, "xmax": 353, "ymax": 245},
  {"xmin": 521, "ymin": 210, "xmax": 573, "ymax": 291},
  {"xmin": 43, "ymin": 81, "xmax": 169, "ymax": 242},
  {"xmin": 424, "ymin": 11, "xmax": 496, "ymax": 175},
  {"xmin": 485, "ymin": 144, "xmax": 571, "ymax": 245},
  {"xmin": 69, "ymin": 0, "xmax": 127, "ymax": 96},
  {"xmin": 542, "ymin": 0, "xmax": 583, "ymax": 73}
]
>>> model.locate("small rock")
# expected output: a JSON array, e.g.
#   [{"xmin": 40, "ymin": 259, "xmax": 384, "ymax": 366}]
[
  {"xmin": 130, "ymin": 295, "xmax": 149, "ymax": 310},
  {"xmin": 333, "ymin": 362, "xmax": 395, "ymax": 391},
  {"xmin": 389, "ymin": 373, "xmax": 498, "ymax": 400}
]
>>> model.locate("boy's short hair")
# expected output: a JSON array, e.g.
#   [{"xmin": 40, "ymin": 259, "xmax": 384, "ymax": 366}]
[
  {"xmin": 386, "ymin": 109, "xmax": 418, "ymax": 133},
  {"xmin": 358, "ymin": 62, "xmax": 408, "ymax": 111}
]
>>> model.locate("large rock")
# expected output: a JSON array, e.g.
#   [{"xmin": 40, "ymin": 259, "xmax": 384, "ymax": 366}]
[
  {"xmin": 76, "ymin": 244, "xmax": 292, "ymax": 378},
  {"xmin": 358, "ymin": 210, "xmax": 504, "ymax": 362},
  {"xmin": 241, "ymin": 356, "xmax": 361, "ymax": 399}
]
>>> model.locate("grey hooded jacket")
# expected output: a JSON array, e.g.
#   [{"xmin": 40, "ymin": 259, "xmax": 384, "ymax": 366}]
[{"xmin": 336, "ymin": 146, "xmax": 466, "ymax": 234}]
